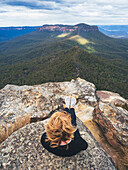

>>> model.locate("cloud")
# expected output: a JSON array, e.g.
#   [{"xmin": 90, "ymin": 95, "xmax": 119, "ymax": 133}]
[
  {"xmin": 0, "ymin": 10, "xmax": 8, "ymax": 13},
  {"xmin": 0, "ymin": 0, "xmax": 128, "ymax": 26},
  {"xmin": 1, "ymin": 0, "xmax": 60, "ymax": 10}
]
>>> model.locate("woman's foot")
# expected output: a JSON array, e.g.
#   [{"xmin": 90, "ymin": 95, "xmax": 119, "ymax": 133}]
[
  {"xmin": 70, "ymin": 97, "xmax": 76, "ymax": 108},
  {"xmin": 65, "ymin": 96, "xmax": 70, "ymax": 108}
]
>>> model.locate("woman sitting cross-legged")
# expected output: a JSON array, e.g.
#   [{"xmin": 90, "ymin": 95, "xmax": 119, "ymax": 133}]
[{"xmin": 40, "ymin": 97, "xmax": 88, "ymax": 157}]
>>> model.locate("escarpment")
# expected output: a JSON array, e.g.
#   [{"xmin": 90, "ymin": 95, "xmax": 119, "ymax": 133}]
[{"xmin": 0, "ymin": 78, "xmax": 128, "ymax": 169}]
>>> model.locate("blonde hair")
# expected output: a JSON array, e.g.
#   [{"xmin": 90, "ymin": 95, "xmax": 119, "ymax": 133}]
[{"xmin": 45, "ymin": 111, "xmax": 76, "ymax": 149}]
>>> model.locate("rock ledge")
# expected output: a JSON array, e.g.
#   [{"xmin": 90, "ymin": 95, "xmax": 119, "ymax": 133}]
[{"xmin": 0, "ymin": 117, "xmax": 116, "ymax": 169}]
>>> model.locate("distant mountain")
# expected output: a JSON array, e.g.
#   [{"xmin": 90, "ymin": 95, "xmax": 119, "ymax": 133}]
[
  {"xmin": 0, "ymin": 23, "xmax": 128, "ymax": 98},
  {"xmin": 0, "ymin": 27, "xmax": 38, "ymax": 41},
  {"xmin": 37, "ymin": 23, "xmax": 98, "ymax": 32},
  {"xmin": 98, "ymin": 25, "xmax": 128, "ymax": 38},
  {"xmin": 1, "ymin": 24, "xmax": 128, "ymax": 42},
  {"xmin": 0, "ymin": 24, "xmax": 98, "ymax": 42}
]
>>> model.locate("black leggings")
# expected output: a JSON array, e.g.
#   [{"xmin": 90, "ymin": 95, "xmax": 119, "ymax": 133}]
[{"xmin": 64, "ymin": 107, "xmax": 77, "ymax": 126}]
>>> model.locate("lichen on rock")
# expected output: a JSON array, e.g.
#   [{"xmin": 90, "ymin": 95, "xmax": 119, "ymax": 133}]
[{"xmin": 0, "ymin": 117, "xmax": 116, "ymax": 169}]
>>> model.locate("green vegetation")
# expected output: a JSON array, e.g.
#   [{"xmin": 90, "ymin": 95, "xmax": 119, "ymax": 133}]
[{"xmin": 0, "ymin": 29, "xmax": 128, "ymax": 98}]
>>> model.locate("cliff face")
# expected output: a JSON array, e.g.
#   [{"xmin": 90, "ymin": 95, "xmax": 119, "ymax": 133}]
[
  {"xmin": 95, "ymin": 90, "xmax": 128, "ymax": 149},
  {"xmin": 0, "ymin": 78, "xmax": 127, "ymax": 169},
  {"xmin": 0, "ymin": 27, "xmax": 37, "ymax": 31},
  {"xmin": 38, "ymin": 23, "xmax": 98, "ymax": 32}
]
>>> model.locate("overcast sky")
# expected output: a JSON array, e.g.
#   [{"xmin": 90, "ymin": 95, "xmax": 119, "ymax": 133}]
[{"xmin": 0, "ymin": 0, "xmax": 128, "ymax": 26}]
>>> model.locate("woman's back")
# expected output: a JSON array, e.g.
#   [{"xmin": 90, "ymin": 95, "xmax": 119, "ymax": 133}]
[
  {"xmin": 41, "ymin": 129, "xmax": 88, "ymax": 157},
  {"xmin": 41, "ymin": 97, "xmax": 88, "ymax": 157}
]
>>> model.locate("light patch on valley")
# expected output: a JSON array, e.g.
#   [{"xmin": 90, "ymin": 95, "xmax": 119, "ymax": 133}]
[
  {"xmin": 57, "ymin": 33, "xmax": 71, "ymax": 38},
  {"xmin": 68, "ymin": 35, "xmax": 90, "ymax": 45},
  {"xmin": 86, "ymin": 46, "xmax": 96, "ymax": 53}
]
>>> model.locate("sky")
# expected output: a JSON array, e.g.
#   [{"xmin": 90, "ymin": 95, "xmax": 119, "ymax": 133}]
[{"xmin": 0, "ymin": 0, "xmax": 128, "ymax": 27}]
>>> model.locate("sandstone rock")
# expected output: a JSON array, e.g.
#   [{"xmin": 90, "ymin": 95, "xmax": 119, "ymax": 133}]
[
  {"xmin": 96, "ymin": 91, "xmax": 128, "ymax": 110},
  {"xmin": 75, "ymin": 102, "xmax": 94, "ymax": 121},
  {"xmin": 0, "ymin": 78, "xmax": 97, "ymax": 143},
  {"xmin": 0, "ymin": 111, "xmax": 30, "ymax": 143},
  {"xmin": 93, "ymin": 102, "xmax": 128, "ymax": 149},
  {"xmin": 1, "ymin": 78, "xmax": 127, "ymax": 169},
  {"xmin": 0, "ymin": 117, "xmax": 116, "ymax": 170},
  {"xmin": 84, "ymin": 119, "xmax": 128, "ymax": 170}
]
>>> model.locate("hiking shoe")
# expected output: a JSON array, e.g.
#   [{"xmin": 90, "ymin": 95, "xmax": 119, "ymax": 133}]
[
  {"xmin": 65, "ymin": 96, "xmax": 70, "ymax": 108},
  {"xmin": 70, "ymin": 97, "xmax": 76, "ymax": 108}
]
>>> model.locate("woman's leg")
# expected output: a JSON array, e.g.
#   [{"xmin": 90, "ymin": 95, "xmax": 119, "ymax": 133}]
[
  {"xmin": 64, "ymin": 97, "xmax": 77, "ymax": 126},
  {"xmin": 64, "ymin": 96, "xmax": 70, "ymax": 113},
  {"xmin": 69, "ymin": 108, "xmax": 77, "ymax": 126}
]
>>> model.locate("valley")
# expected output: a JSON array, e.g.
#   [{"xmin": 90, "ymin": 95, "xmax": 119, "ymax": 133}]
[{"xmin": 0, "ymin": 23, "xmax": 128, "ymax": 98}]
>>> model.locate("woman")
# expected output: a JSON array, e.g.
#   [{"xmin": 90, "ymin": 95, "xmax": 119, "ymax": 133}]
[{"xmin": 41, "ymin": 97, "xmax": 88, "ymax": 157}]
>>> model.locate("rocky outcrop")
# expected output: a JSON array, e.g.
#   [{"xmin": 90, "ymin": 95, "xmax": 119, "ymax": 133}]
[
  {"xmin": 38, "ymin": 23, "xmax": 98, "ymax": 32},
  {"xmin": 0, "ymin": 78, "xmax": 127, "ymax": 169},
  {"xmin": 93, "ymin": 102, "xmax": 128, "ymax": 169},
  {"xmin": 83, "ymin": 119, "xmax": 120, "ymax": 167},
  {"xmin": 93, "ymin": 102, "xmax": 128, "ymax": 149},
  {"xmin": 0, "ymin": 117, "xmax": 116, "ymax": 169},
  {"xmin": 96, "ymin": 90, "xmax": 128, "ymax": 110},
  {"xmin": 0, "ymin": 78, "xmax": 97, "ymax": 143}
]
